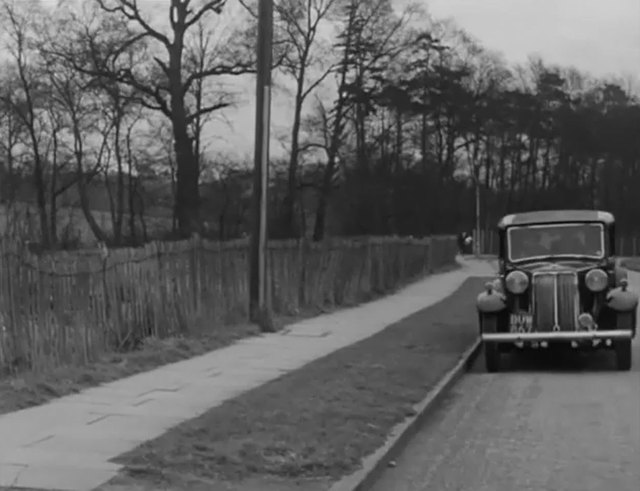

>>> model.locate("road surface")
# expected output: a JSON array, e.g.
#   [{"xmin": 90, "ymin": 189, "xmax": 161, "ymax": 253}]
[{"xmin": 371, "ymin": 282, "xmax": 640, "ymax": 491}]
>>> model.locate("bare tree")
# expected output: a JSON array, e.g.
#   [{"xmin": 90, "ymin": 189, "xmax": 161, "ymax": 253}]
[
  {"xmin": 311, "ymin": 0, "xmax": 413, "ymax": 240},
  {"xmin": 0, "ymin": 0, "xmax": 51, "ymax": 245},
  {"xmin": 275, "ymin": 0, "xmax": 340, "ymax": 237},
  {"xmin": 40, "ymin": 98, "xmax": 82, "ymax": 244},
  {"xmin": 182, "ymin": 20, "xmax": 228, "ymax": 175},
  {"xmin": 39, "ymin": 15, "xmax": 113, "ymax": 243},
  {"xmin": 93, "ymin": 74, "xmax": 142, "ymax": 244},
  {"xmin": 0, "ymin": 76, "xmax": 23, "ymax": 209},
  {"xmin": 48, "ymin": 0, "xmax": 256, "ymax": 238}
]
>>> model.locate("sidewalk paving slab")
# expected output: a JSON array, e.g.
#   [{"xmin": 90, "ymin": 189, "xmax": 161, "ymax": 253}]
[{"xmin": 0, "ymin": 257, "xmax": 494, "ymax": 491}]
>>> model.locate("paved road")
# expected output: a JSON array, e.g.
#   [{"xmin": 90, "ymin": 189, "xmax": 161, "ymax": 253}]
[{"xmin": 371, "ymin": 278, "xmax": 640, "ymax": 491}]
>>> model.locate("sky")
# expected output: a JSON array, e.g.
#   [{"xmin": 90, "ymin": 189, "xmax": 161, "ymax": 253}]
[
  {"xmin": 18, "ymin": 0, "xmax": 640, "ymax": 161},
  {"xmin": 38, "ymin": 0, "xmax": 639, "ymax": 77},
  {"xmin": 231, "ymin": 0, "xmax": 640, "ymax": 159},
  {"xmin": 425, "ymin": 0, "xmax": 640, "ymax": 78}
]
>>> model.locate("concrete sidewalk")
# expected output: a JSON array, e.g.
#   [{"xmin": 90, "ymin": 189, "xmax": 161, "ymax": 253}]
[{"xmin": 0, "ymin": 258, "xmax": 494, "ymax": 491}]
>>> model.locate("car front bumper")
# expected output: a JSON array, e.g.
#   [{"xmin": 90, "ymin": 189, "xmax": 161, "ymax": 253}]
[{"xmin": 482, "ymin": 330, "xmax": 634, "ymax": 342}]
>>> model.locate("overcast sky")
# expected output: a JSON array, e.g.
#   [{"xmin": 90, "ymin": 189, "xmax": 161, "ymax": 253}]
[
  {"xmin": 31, "ymin": 0, "xmax": 640, "ymax": 160},
  {"xmin": 425, "ymin": 0, "xmax": 640, "ymax": 78}
]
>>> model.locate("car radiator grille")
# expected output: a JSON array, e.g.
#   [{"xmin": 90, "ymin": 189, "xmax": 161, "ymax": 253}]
[{"xmin": 532, "ymin": 272, "xmax": 579, "ymax": 331}]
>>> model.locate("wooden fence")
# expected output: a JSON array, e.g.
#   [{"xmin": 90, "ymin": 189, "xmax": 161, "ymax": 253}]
[{"xmin": 0, "ymin": 235, "xmax": 457, "ymax": 373}]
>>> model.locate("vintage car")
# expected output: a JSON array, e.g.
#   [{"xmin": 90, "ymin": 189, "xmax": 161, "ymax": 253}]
[{"xmin": 477, "ymin": 210, "xmax": 637, "ymax": 372}]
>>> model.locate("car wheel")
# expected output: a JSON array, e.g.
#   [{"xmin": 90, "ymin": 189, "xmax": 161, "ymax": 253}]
[
  {"xmin": 615, "ymin": 313, "xmax": 634, "ymax": 371},
  {"xmin": 481, "ymin": 314, "xmax": 501, "ymax": 372},
  {"xmin": 615, "ymin": 339, "xmax": 632, "ymax": 371},
  {"xmin": 485, "ymin": 342, "xmax": 501, "ymax": 373}
]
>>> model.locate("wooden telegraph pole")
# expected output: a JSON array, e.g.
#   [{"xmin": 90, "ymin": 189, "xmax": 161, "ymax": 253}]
[
  {"xmin": 249, "ymin": 0, "xmax": 274, "ymax": 329},
  {"xmin": 475, "ymin": 178, "xmax": 481, "ymax": 257}
]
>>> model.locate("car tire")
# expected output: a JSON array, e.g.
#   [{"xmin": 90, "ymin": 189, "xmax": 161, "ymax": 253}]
[
  {"xmin": 615, "ymin": 312, "xmax": 634, "ymax": 371},
  {"xmin": 615, "ymin": 339, "xmax": 632, "ymax": 371},
  {"xmin": 485, "ymin": 342, "xmax": 501, "ymax": 373},
  {"xmin": 481, "ymin": 314, "xmax": 501, "ymax": 372}
]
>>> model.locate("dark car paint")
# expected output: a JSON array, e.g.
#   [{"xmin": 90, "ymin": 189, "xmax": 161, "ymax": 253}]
[
  {"xmin": 492, "ymin": 211, "xmax": 624, "ymax": 337},
  {"xmin": 500, "ymin": 257, "xmax": 617, "ymax": 327},
  {"xmin": 497, "ymin": 209, "xmax": 614, "ymax": 229}
]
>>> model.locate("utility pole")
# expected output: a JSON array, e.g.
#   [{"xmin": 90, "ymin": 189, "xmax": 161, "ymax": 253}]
[
  {"xmin": 249, "ymin": 0, "xmax": 274, "ymax": 328},
  {"xmin": 468, "ymin": 173, "xmax": 481, "ymax": 257},
  {"xmin": 475, "ymin": 178, "xmax": 481, "ymax": 256}
]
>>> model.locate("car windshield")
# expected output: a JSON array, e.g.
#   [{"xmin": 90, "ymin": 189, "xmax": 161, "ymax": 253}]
[{"xmin": 507, "ymin": 223, "xmax": 605, "ymax": 262}]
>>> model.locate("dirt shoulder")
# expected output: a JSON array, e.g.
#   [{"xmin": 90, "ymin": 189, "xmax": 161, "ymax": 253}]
[{"xmin": 96, "ymin": 276, "xmax": 488, "ymax": 491}]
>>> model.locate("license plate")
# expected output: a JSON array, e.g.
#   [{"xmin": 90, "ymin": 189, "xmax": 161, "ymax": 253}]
[{"xmin": 510, "ymin": 313, "xmax": 533, "ymax": 333}]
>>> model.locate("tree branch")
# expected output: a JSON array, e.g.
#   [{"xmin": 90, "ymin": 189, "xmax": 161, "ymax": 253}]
[
  {"xmin": 183, "ymin": 61, "xmax": 255, "ymax": 95},
  {"xmin": 185, "ymin": 101, "xmax": 232, "ymax": 124},
  {"xmin": 97, "ymin": 0, "xmax": 171, "ymax": 48},
  {"xmin": 301, "ymin": 63, "xmax": 337, "ymax": 100},
  {"xmin": 184, "ymin": 0, "xmax": 226, "ymax": 30},
  {"xmin": 237, "ymin": 0, "xmax": 257, "ymax": 18},
  {"xmin": 112, "ymin": 68, "xmax": 172, "ymax": 116}
]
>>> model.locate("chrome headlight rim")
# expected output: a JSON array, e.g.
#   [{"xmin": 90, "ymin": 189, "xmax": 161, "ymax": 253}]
[
  {"xmin": 505, "ymin": 270, "xmax": 529, "ymax": 294},
  {"xmin": 585, "ymin": 268, "xmax": 608, "ymax": 292}
]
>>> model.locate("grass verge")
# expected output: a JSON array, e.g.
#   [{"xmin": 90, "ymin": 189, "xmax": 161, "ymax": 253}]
[
  {"xmin": 96, "ymin": 275, "xmax": 488, "ymax": 491},
  {"xmin": 619, "ymin": 257, "xmax": 640, "ymax": 271},
  {"xmin": 0, "ymin": 263, "xmax": 460, "ymax": 417}
]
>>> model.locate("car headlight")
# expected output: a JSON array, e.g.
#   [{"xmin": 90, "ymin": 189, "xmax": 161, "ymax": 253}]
[
  {"xmin": 585, "ymin": 268, "xmax": 608, "ymax": 292},
  {"xmin": 505, "ymin": 270, "xmax": 529, "ymax": 294}
]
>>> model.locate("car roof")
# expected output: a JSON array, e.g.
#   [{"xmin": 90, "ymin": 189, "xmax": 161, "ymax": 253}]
[{"xmin": 497, "ymin": 210, "xmax": 614, "ymax": 229}]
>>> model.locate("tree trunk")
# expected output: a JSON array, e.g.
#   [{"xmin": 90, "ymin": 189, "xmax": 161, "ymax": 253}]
[
  {"xmin": 355, "ymin": 104, "xmax": 367, "ymax": 168},
  {"xmin": 420, "ymin": 111, "xmax": 428, "ymax": 165},
  {"xmin": 49, "ymin": 130, "xmax": 59, "ymax": 245},
  {"xmin": 173, "ymin": 126, "xmax": 200, "ymax": 237},
  {"xmin": 283, "ymin": 89, "xmax": 305, "ymax": 238},
  {"xmin": 395, "ymin": 108, "xmax": 403, "ymax": 169},
  {"xmin": 28, "ymin": 127, "xmax": 50, "ymax": 247},
  {"xmin": 126, "ymin": 125, "xmax": 137, "ymax": 242},
  {"xmin": 169, "ymin": 24, "xmax": 200, "ymax": 238},
  {"xmin": 312, "ymin": 1, "xmax": 356, "ymax": 240},
  {"xmin": 113, "ymin": 111, "xmax": 124, "ymax": 244},
  {"xmin": 135, "ymin": 186, "xmax": 148, "ymax": 241},
  {"xmin": 313, "ymin": 155, "xmax": 336, "ymax": 241},
  {"xmin": 72, "ymin": 120, "xmax": 108, "ymax": 243},
  {"xmin": 444, "ymin": 117, "xmax": 456, "ymax": 179}
]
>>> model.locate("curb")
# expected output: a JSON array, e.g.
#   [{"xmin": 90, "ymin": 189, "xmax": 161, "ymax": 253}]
[{"xmin": 328, "ymin": 338, "xmax": 482, "ymax": 491}]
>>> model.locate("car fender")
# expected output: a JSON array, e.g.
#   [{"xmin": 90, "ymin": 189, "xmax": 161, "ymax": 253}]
[
  {"xmin": 606, "ymin": 287, "xmax": 639, "ymax": 312},
  {"xmin": 477, "ymin": 289, "xmax": 507, "ymax": 313},
  {"xmin": 490, "ymin": 277, "xmax": 504, "ymax": 293},
  {"xmin": 614, "ymin": 266, "xmax": 628, "ymax": 285}
]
